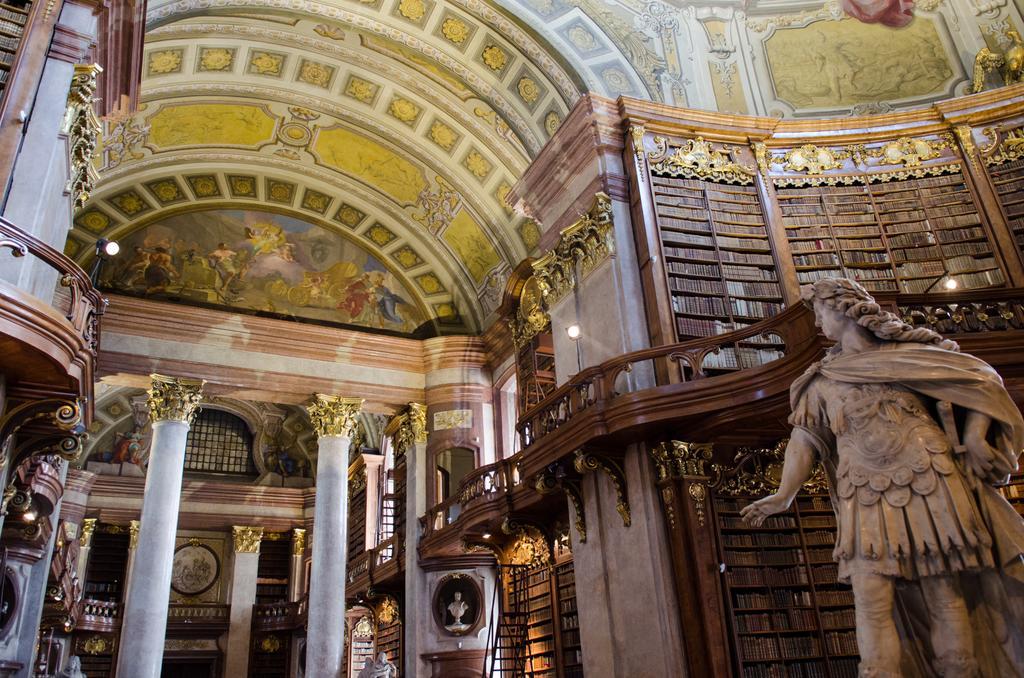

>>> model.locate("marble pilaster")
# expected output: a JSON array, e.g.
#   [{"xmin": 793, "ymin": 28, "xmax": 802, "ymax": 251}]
[
  {"xmin": 115, "ymin": 375, "xmax": 204, "ymax": 678},
  {"xmin": 224, "ymin": 526, "xmax": 263, "ymax": 677},
  {"xmin": 305, "ymin": 394, "xmax": 363, "ymax": 677},
  {"xmin": 394, "ymin": 403, "xmax": 429, "ymax": 678},
  {"xmin": 288, "ymin": 528, "xmax": 306, "ymax": 602}
]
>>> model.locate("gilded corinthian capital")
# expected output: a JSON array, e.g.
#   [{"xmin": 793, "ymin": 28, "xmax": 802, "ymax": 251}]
[
  {"xmin": 147, "ymin": 374, "xmax": 205, "ymax": 424},
  {"xmin": 389, "ymin": 402, "xmax": 427, "ymax": 454},
  {"xmin": 232, "ymin": 526, "xmax": 264, "ymax": 553},
  {"xmin": 307, "ymin": 394, "xmax": 364, "ymax": 438}
]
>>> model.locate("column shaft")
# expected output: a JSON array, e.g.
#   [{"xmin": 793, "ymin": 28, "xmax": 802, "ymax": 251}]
[
  {"xmin": 305, "ymin": 433, "xmax": 350, "ymax": 676},
  {"xmin": 114, "ymin": 420, "xmax": 190, "ymax": 678},
  {"xmin": 224, "ymin": 527, "xmax": 262, "ymax": 677}
]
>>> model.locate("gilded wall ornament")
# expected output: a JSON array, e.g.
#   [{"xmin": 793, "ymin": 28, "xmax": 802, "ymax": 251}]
[
  {"xmin": 232, "ymin": 526, "xmax": 263, "ymax": 553},
  {"xmin": 433, "ymin": 409, "xmax": 471, "ymax": 430},
  {"xmin": 517, "ymin": 77, "xmax": 540, "ymax": 104},
  {"xmin": 398, "ymin": 0, "xmax": 426, "ymax": 21},
  {"xmin": 259, "ymin": 635, "xmax": 282, "ymax": 652},
  {"xmin": 574, "ymin": 450, "xmax": 630, "ymax": 527},
  {"xmin": 349, "ymin": 467, "xmax": 367, "ymax": 493},
  {"xmin": 774, "ymin": 144, "xmax": 851, "ymax": 175},
  {"xmin": 148, "ymin": 50, "xmax": 182, "ymax": 75},
  {"xmin": 291, "ymin": 528, "xmax": 306, "ymax": 555},
  {"xmin": 714, "ymin": 439, "xmax": 829, "ymax": 497},
  {"xmin": 863, "ymin": 136, "xmax": 952, "ymax": 167},
  {"xmin": 64, "ymin": 64, "xmax": 101, "ymax": 209},
  {"xmin": 649, "ymin": 442, "xmax": 713, "ymax": 482},
  {"xmin": 377, "ymin": 595, "xmax": 400, "ymax": 625},
  {"xmin": 981, "ymin": 125, "xmax": 1024, "ymax": 165},
  {"xmin": 629, "ymin": 123, "xmax": 645, "ymax": 165},
  {"xmin": 79, "ymin": 518, "xmax": 97, "ymax": 548},
  {"xmin": 648, "ymin": 136, "xmax": 755, "ymax": 185},
  {"xmin": 971, "ymin": 29, "xmax": 1023, "ymax": 92},
  {"xmin": 129, "ymin": 520, "xmax": 140, "ymax": 550},
  {"xmin": 953, "ymin": 125, "xmax": 982, "ymax": 173},
  {"xmin": 307, "ymin": 394, "xmax": 363, "ymax": 439},
  {"xmin": 147, "ymin": 374, "xmax": 204, "ymax": 424},
  {"xmin": 502, "ymin": 518, "xmax": 551, "ymax": 567},
  {"xmin": 82, "ymin": 635, "xmax": 110, "ymax": 655}
]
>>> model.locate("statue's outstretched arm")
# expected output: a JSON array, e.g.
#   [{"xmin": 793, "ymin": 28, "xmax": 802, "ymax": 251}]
[
  {"xmin": 740, "ymin": 429, "xmax": 817, "ymax": 526},
  {"xmin": 963, "ymin": 411, "xmax": 1002, "ymax": 481}
]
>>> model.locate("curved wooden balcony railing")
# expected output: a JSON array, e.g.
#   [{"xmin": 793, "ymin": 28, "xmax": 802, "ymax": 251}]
[
  {"xmin": 76, "ymin": 598, "xmax": 119, "ymax": 633},
  {"xmin": 167, "ymin": 602, "xmax": 231, "ymax": 632},
  {"xmin": 252, "ymin": 597, "xmax": 308, "ymax": 632},
  {"xmin": 421, "ymin": 454, "xmax": 524, "ymax": 541},
  {"xmin": 345, "ymin": 534, "xmax": 405, "ymax": 596},
  {"xmin": 888, "ymin": 288, "xmax": 1024, "ymax": 335}
]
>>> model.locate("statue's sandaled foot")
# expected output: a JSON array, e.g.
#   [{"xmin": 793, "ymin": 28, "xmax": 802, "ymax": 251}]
[
  {"xmin": 858, "ymin": 663, "xmax": 902, "ymax": 678},
  {"xmin": 932, "ymin": 651, "xmax": 980, "ymax": 677}
]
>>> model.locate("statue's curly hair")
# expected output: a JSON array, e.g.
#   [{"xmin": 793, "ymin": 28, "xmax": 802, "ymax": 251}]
[{"xmin": 800, "ymin": 278, "xmax": 959, "ymax": 352}]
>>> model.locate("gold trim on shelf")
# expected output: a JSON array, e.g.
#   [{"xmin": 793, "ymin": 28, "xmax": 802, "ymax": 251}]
[
  {"xmin": 650, "ymin": 442, "xmax": 714, "ymax": 527},
  {"xmin": 773, "ymin": 144, "xmax": 851, "ymax": 175},
  {"xmin": 648, "ymin": 136, "xmax": 755, "ymax": 185},
  {"xmin": 713, "ymin": 438, "xmax": 828, "ymax": 497},
  {"xmin": 772, "ymin": 161, "xmax": 962, "ymax": 187},
  {"xmin": 307, "ymin": 394, "xmax": 363, "ymax": 438},
  {"xmin": 574, "ymin": 450, "xmax": 630, "ymax": 527},
  {"xmin": 232, "ymin": 526, "xmax": 264, "ymax": 553},
  {"xmin": 861, "ymin": 135, "xmax": 953, "ymax": 168}
]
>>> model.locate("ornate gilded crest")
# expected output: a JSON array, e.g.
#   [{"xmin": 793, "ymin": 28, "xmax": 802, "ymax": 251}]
[
  {"xmin": 774, "ymin": 144, "xmax": 850, "ymax": 175},
  {"xmin": 648, "ymin": 136, "xmax": 756, "ymax": 185}
]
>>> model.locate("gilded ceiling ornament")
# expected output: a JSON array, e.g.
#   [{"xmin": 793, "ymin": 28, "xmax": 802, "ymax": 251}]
[
  {"xmin": 574, "ymin": 450, "xmax": 631, "ymax": 527},
  {"xmin": 388, "ymin": 97, "xmax": 420, "ymax": 123},
  {"xmin": 335, "ymin": 203, "xmax": 365, "ymax": 228},
  {"xmin": 393, "ymin": 246, "xmax": 423, "ymax": 269},
  {"xmin": 147, "ymin": 374, "xmax": 204, "ymax": 424},
  {"xmin": 298, "ymin": 61, "xmax": 333, "ymax": 88},
  {"xmin": 232, "ymin": 526, "xmax": 263, "ymax": 553},
  {"xmin": 863, "ymin": 136, "xmax": 952, "ymax": 167},
  {"xmin": 110, "ymin": 191, "xmax": 147, "ymax": 216},
  {"xmin": 481, "ymin": 45, "xmax": 508, "ymax": 71},
  {"xmin": 149, "ymin": 181, "xmax": 182, "ymax": 203},
  {"xmin": 229, "ymin": 175, "xmax": 256, "ymax": 197},
  {"xmin": 441, "ymin": 17, "xmax": 471, "ymax": 44},
  {"xmin": 148, "ymin": 50, "xmax": 182, "ymax": 75},
  {"xmin": 774, "ymin": 144, "xmax": 851, "ymax": 175},
  {"xmin": 291, "ymin": 528, "xmax": 306, "ymax": 555},
  {"xmin": 416, "ymin": 273, "xmax": 445, "ymax": 295},
  {"xmin": 79, "ymin": 518, "xmax": 97, "ymax": 548},
  {"xmin": 345, "ymin": 76, "xmax": 378, "ymax": 104},
  {"xmin": 187, "ymin": 175, "xmax": 219, "ymax": 197},
  {"xmin": 198, "ymin": 48, "xmax": 233, "ymax": 72},
  {"xmin": 367, "ymin": 224, "xmax": 396, "ymax": 246},
  {"xmin": 648, "ymin": 136, "xmax": 756, "ymax": 185},
  {"xmin": 517, "ymin": 77, "xmax": 540, "ymax": 104},
  {"xmin": 398, "ymin": 0, "xmax": 426, "ymax": 21},
  {"xmin": 745, "ymin": 0, "xmax": 845, "ymax": 32},
  {"xmin": 249, "ymin": 52, "xmax": 283, "ymax": 76},
  {"xmin": 313, "ymin": 23, "xmax": 345, "ymax": 40},
  {"xmin": 429, "ymin": 121, "xmax": 458, "ymax": 150},
  {"xmin": 268, "ymin": 182, "xmax": 293, "ymax": 202},
  {"xmin": 302, "ymin": 191, "xmax": 330, "ymax": 213},
  {"xmin": 971, "ymin": 29, "xmax": 1023, "ymax": 92},
  {"xmin": 77, "ymin": 210, "xmax": 108, "ymax": 233},
  {"xmin": 463, "ymin": 150, "xmax": 492, "ymax": 178},
  {"xmin": 412, "ymin": 176, "xmax": 461, "ymax": 235},
  {"xmin": 129, "ymin": 520, "xmax": 140, "ymax": 550},
  {"xmin": 544, "ymin": 111, "xmax": 561, "ymax": 137},
  {"xmin": 981, "ymin": 125, "xmax": 1024, "ymax": 165},
  {"xmin": 567, "ymin": 25, "xmax": 597, "ymax": 51},
  {"xmin": 64, "ymin": 64, "xmax": 101, "ymax": 209},
  {"xmin": 519, "ymin": 220, "xmax": 541, "ymax": 250},
  {"xmin": 306, "ymin": 394, "xmax": 363, "ymax": 439}
]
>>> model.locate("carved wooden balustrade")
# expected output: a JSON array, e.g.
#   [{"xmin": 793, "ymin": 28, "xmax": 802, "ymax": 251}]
[
  {"xmin": 887, "ymin": 288, "xmax": 1024, "ymax": 335},
  {"xmin": 345, "ymin": 534, "xmax": 405, "ymax": 597},
  {"xmin": 420, "ymin": 454, "xmax": 524, "ymax": 542},
  {"xmin": 77, "ymin": 598, "xmax": 119, "ymax": 633},
  {"xmin": 166, "ymin": 602, "xmax": 231, "ymax": 632},
  {"xmin": 252, "ymin": 596, "xmax": 308, "ymax": 632}
]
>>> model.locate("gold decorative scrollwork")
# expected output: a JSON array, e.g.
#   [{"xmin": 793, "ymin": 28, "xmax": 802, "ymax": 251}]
[
  {"xmin": 772, "ymin": 162, "xmax": 962, "ymax": 188},
  {"xmin": 981, "ymin": 125, "xmax": 1024, "ymax": 166},
  {"xmin": 511, "ymin": 193, "xmax": 613, "ymax": 347},
  {"xmin": 388, "ymin": 402, "xmax": 427, "ymax": 455},
  {"xmin": 713, "ymin": 438, "xmax": 829, "ymax": 497},
  {"xmin": 147, "ymin": 374, "xmax": 205, "ymax": 424},
  {"xmin": 79, "ymin": 518, "xmax": 97, "ymax": 548},
  {"xmin": 573, "ymin": 450, "xmax": 630, "ymax": 527},
  {"xmin": 649, "ymin": 441, "xmax": 713, "ymax": 482},
  {"xmin": 648, "ymin": 136, "xmax": 755, "ymax": 185},
  {"xmin": 773, "ymin": 144, "xmax": 851, "ymax": 175},
  {"xmin": 349, "ymin": 466, "xmax": 367, "ymax": 494},
  {"xmin": 129, "ymin": 520, "xmax": 140, "ymax": 550},
  {"xmin": 534, "ymin": 466, "xmax": 587, "ymax": 543},
  {"xmin": 461, "ymin": 536, "xmax": 504, "ymax": 562},
  {"xmin": 629, "ymin": 123, "xmax": 646, "ymax": 166},
  {"xmin": 232, "ymin": 526, "xmax": 263, "ymax": 553},
  {"xmin": 501, "ymin": 518, "xmax": 551, "ymax": 567},
  {"xmin": 307, "ymin": 394, "xmax": 363, "ymax": 438},
  {"xmin": 377, "ymin": 595, "xmax": 400, "ymax": 625},
  {"xmin": 688, "ymin": 483, "xmax": 708, "ymax": 527},
  {"xmin": 65, "ymin": 63, "xmax": 102, "ymax": 209},
  {"xmin": 862, "ymin": 136, "xmax": 953, "ymax": 168},
  {"xmin": 952, "ymin": 126, "xmax": 981, "ymax": 173},
  {"xmin": 751, "ymin": 141, "xmax": 770, "ymax": 179},
  {"xmin": 81, "ymin": 635, "xmax": 111, "ymax": 655}
]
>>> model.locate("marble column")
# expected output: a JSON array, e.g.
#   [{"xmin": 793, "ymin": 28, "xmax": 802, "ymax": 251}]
[
  {"xmin": 225, "ymin": 526, "xmax": 263, "ymax": 677},
  {"xmin": 75, "ymin": 518, "xmax": 96, "ymax": 585},
  {"xmin": 394, "ymin": 403, "xmax": 428, "ymax": 678},
  {"xmin": 115, "ymin": 374, "xmax": 204, "ymax": 678},
  {"xmin": 288, "ymin": 528, "xmax": 306, "ymax": 602},
  {"xmin": 305, "ymin": 394, "xmax": 363, "ymax": 677},
  {"xmin": 124, "ymin": 519, "xmax": 140, "ymax": 583}
]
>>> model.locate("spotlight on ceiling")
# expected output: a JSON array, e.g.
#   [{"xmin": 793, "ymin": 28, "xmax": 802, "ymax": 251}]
[
  {"xmin": 566, "ymin": 324, "xmax": 581, "ymax": 340},
  {"xmin": 96, "ymin": 239, "xmax": 119, "ymax": 257},
  {"xmin": 944, "ymin": 278, "xmax": 958, "ymax": 290},
  {"xmin": 481, "ymin": 532, "xmax": 492, "ymax": 540}
]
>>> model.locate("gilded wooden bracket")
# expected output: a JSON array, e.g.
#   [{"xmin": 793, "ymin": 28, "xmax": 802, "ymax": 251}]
[
  {"xmin": 713, "ymin": 438, "xmax": 828, "ymax": 497},
  {"xmin": 501, "ymin": 517, "xmax": 552, "ymax": 567},
  {"xmin": 534, "ymin": 464, "xmax": 587, "ymax": 543},
  {"xmin": 461, "ymin": 536, "xmax": 505, "ymax": 564},
  {"xmin": 573, "ymin": 450, "xmax": 630, "ymax": 528}
]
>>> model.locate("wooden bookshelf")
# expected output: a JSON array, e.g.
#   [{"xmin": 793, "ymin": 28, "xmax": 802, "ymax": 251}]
[
  {"xmin": 376, "ymin": 618, "xmax": 402, "ymax": 668},
  {"xmin": 349, "ymin": 480, "xmax": 368, "ymax": 565},
  {"xmin": 651, "ymin": 175, "xmax": 784, "ymax": 341},
  {"xmin": 83, "ymin": 528, "xmax": 130, "ymax": 603},
  {"xmin": 1000, "ymin": 472, "xmax": 1024, "ymax": 518},
  {"xmin": 986, "ymin": 157, "xmax": 1024, "ymax": 259},
  {"xmin": 555, "ymin": 559, "xmax": 582, "ymax": 678},
  {"xmin": 714, "ymin": 493, "xmax": 859, "ymax": 678},
  {"xmin": 256, "ymin": 536, "xmax": 291, "ymax": 605},
  {"xmin": 0, "ymin": 1, "xmax": 29, "ymax": 101},
  {"xmin": 777, "ymin": 172, "xmax": 1005, "ymax": 294}
]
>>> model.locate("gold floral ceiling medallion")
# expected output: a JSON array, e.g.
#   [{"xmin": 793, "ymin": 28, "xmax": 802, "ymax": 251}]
[
  {"xmin": 774, "ymin": 144, "xmax": 850, "ymax": 175},
  {"xmin": 648, "ymin": 136, "xmax": 755, "ymax": 185},
  {"xmin": 441, "ymin": 17, "xmax": 470, "ymax": 44}
]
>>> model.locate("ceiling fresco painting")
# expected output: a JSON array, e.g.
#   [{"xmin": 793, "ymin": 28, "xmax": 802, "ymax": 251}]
[
  {"xmin": 69, "ymin": 0, "xmax": 1024, "ymax": 335},
  {"xmin": 102, "ymin": 208, "xmax": 429, "ymax": 334}
]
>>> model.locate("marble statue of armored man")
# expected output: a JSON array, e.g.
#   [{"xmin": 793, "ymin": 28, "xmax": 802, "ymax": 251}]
[{"xmin": 742, "ymin": 278, "xmax": 1024, "ymax": 677}]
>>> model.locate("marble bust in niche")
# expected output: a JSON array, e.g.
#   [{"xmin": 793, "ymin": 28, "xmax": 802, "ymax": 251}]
[
  {"xmin": 742, "ymin": 278, "xmax": 1024, "ymax": 677},
  {"xmin": 433, "ymin": 574, "xmax": 481, "ymax": 637}
]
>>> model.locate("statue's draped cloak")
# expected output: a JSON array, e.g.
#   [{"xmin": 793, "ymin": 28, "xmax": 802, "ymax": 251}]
[{"xmin": 789, "ymin": 342, "xmax": 1024, "ymax": 676}]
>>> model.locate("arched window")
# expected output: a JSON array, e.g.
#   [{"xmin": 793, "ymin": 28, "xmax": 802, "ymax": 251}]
[
  {"xmin": 184, "ymin": 409, "xmax": 256, "ymax": 476},
  {"xmin": 435, "ymin": 447, "xmax": 476, "ymax": 502}
]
